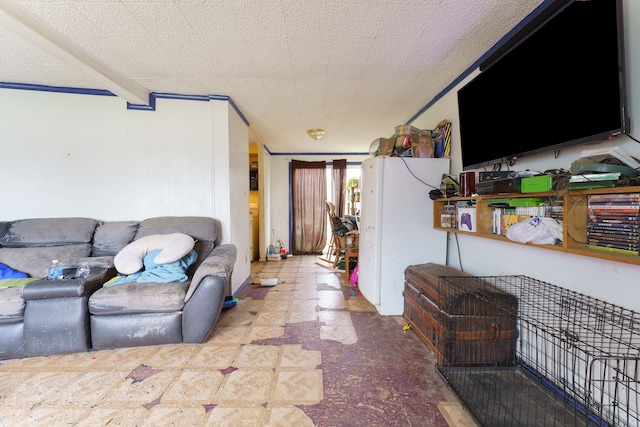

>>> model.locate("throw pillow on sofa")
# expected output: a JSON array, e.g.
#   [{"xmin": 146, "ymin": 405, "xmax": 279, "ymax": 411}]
[
  {"xmin": 106, "ymin": 248, "xmax": 197, "ymax": 286},
  {"xmin": 114, "ymin": 233, "xmax": 195, "ymax": 275}
]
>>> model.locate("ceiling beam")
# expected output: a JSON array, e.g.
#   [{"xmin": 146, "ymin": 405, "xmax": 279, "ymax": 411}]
[{"xmin": 0, "ymin": 0, "xmax": 150, "ymax": 105}]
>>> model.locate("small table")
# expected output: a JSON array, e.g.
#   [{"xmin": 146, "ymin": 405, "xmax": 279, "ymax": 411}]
[{"xmin": 344, "ymin": 247, "xmax": 359, "ymax": 282}]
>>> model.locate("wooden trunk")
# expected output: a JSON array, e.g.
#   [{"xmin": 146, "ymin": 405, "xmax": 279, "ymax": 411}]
[{"xmin": 403, "ymin": 263, "xmax": 518, "ymax": 366}]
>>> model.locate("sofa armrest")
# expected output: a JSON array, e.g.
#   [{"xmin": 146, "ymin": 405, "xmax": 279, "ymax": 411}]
[
  {"xmin": 185, "ymin": 243, "xmax": 237, "ymax": 302},
  {"xmin": 182, "ymin": 275, "xmax": 226, "ymax": 343},
  {"xmin": 21, "ymin": 267, "xmax": 115, "ymax": 300},
  {"xmin": 58, "ymin": 256, "xmax": 115, "ymax": 269}
]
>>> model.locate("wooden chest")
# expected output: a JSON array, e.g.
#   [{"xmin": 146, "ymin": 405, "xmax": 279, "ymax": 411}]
[{"xmin": 404, "ymin": 263, "xmax": 518, "ymax": 366}]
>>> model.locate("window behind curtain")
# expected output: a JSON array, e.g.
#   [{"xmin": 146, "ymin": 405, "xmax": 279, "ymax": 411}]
[
  {"xmin": 332, "ymin": 159, "xmax": 347, "ymax": 218},
  {"xmin": 291, "ymin": 160, "xmax": 327, "ymax": 255}
]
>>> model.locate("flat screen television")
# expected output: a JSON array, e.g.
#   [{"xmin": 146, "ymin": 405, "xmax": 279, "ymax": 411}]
[{"xmin": 457, "ymin": 0, "xmax": 629, "ymax": 171}]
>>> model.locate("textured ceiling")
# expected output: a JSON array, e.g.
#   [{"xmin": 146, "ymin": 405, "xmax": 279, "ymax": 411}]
[{"xmin": 0, "ymin": 0, "xmax": 544, "ymax": 154}]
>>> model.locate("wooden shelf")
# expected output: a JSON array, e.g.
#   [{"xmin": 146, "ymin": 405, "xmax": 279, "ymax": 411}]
[{"xmin": 433, "ymin": 186, "xmax": 640, "ymax": 266}]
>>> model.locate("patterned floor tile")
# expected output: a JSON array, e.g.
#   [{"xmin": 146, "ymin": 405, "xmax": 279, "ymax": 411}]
[
  {"xmin": 1, "ymin": 371, "xmax": 83, "ymax": 407},
  {"xmin": 74, "ymin": 406, "xmax": 151, "ymax": 427},
  {"xmin": 320, "ymin": 325, "xmax": 358, "ymax": 344},
  {"xmin": 101, "ymin": 369, "xmax": 179, "ymax": 405},
  {"xmin": 41, "ymin": 370, "xmax": 127, "ymax": 406},
  {"xmin": 271, "ymin": 370, "xmax": 323, "ymax": 405},
  {"xmin": 233, "ymin": 344, "xmax": 280, "ymax": 369},
  {"xmin": 0, "ymin": 255, "xmax": 457, "ymax": 427},
  {"xmin": 185, "ymin": 344, "xmax": 240, "ymax": 369},
  {"xmin": 208, "ymin": 325, "xmax": 252, "ymax": 344},
  {"xmin": 205, "ymin": 404, "xmax": 268, "ymax": 427},
  {"xmin": 217, "ymin": 309, "xmax": 257, "ymax": 327},
  {"xmin": 253, "ymin": 310, "xmax": 289, "ymax": 326},
  {"xmin": 347, "ymin": 294, "xmax": 378, "ymax": 312},
  {"xmin": 267, "ymin": 405, "xmax": 315, "ymax": 427},
  {"xmin": 278, "ymin": 345, "xmax": 321, "ymax": 369},
  {"xmin": 160, "ymin": 370, "xmax": 224, "ymax": 404},
  {"xmin": 142, "ymin": 405, "xmax": 211, "ymax": 426},
  {"xmin": 89, "ymin": 346, "xmax": 164, "ymax": 370},
  {"xmin": 288, "ymin": 309, "xmax": 319, "ymax": 323},
  {"xmin": 232, "ymin": 297, "xmax": 264, "ymax": 313},
  {"xmin": 15, "ymin": 406, "xmax": 93, "ymax": 425},
  {"xmin": 246, "ymin": 326, "xmax": 285, "ymax": 341},
  {"xmin": 317, "ymin": 290, "xmax": 348, "ymax": 309},
  {"xmin": 214, "ymin": 369, "xmax": 274, "ymax": 404},
  {"xmin": 145, "ymin": 344, "xmax": 199, "ymax": 369}
]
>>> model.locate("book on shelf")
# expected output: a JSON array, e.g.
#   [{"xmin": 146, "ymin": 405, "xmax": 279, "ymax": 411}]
[
  {"xmin": 588, "ymin": 193, "xmax": 640, "ymax": 202},
  {"xmin": 588, "ymin": 219, "xmax": 640, "ymax": 226},
  {"xmin": 587, "ymin": 234, "xmax": 639, "ymax": 245},
  {"xmin": 587, "ymin": 243, "xmax": 640, "ymax": 256},
  {"xmin": 501, "ymin": 214, "xmax": 531, "ymax": 236},
  {"xmin": 587, "ymin": 228, "xmax": 640, "ymax": 239},
  {"xmin": 588, "ymin": 201, "xmax": 640, "ymax": 206},
  {"xmin": 588, "ymin": 211, "xmax": 640, "ymax": 219},
  {"xmin": 587, "ymin": 221, "xmax": 640, "ymax": 229},
  {"xmin": 491, "ymin": 204, "xmax": 549, "ymax": 235},
  {"xmin": 588, "ymin": 207, "xmax": 640, "ymax": 214}
]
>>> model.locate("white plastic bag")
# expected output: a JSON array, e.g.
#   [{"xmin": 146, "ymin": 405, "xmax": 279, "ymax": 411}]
[{"xmin": 506, "ymin": 217, "xmax": 563, "ymax": 245}]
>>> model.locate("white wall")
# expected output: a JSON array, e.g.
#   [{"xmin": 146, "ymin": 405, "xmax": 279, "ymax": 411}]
[
  {"xmin": 0, "ymin": 89, "xmax": 250, "ymax": 293},
  {"xmin": 227, "ymin": 103, "xmax": 251, "ymax": 287},
  {"xmin": 409, "ymin": 0, "xmax": 640, "ymax": 312},
  {"xmin": 264, "ymin": 153, "xmax": 368, "ymax": 260}
]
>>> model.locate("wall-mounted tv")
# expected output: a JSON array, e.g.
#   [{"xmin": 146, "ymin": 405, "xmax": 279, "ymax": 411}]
[{"xmin": 457, "ymin": 0, "xmax": 629, "ymax": 171}]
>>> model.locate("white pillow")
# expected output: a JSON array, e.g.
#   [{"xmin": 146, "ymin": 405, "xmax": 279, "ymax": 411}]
[{"xmin": 114, "ymin": 233, "xmax": 195, "ymax": 275}]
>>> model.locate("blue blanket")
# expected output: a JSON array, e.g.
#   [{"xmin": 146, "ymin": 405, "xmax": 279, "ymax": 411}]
[
  {"xmin": 106, "ymin": 249, "xmax": 197, "ymax": 286},
  {"xmin": 0, "ymin": 263, "xmax": 28, "ymax": 279}
]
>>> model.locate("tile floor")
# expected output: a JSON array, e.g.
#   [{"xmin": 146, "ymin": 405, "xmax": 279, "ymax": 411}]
[{"xmin": 0, "ymin": 255, "xmax": 461, "ymax": 426}]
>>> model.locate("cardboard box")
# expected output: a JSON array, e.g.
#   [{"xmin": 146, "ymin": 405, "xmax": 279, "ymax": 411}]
[{"xmin": 457, "ymin": 207, "xmax": 476, "ymax": 232}]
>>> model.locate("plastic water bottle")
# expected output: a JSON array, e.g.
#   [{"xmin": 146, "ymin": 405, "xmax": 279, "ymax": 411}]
[
  {"xmin": 48, "ymin": 259, "xmax": 62, "ymax": 280},
  {"xmin": 75, "ymin": 263, "xmax": 90, "ymax": 280}
]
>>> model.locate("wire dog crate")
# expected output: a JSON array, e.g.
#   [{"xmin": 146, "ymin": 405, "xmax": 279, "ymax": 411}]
[{"xmin": 435, "ymin": 275, "xmax": 640, "ymax": 427}]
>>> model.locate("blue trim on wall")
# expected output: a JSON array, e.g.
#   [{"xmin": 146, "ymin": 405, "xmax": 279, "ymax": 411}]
[
  {"xmin": 1, "ymin": 0, "xmax": 552, "ymax": 140},
  {"xmin": 127, "ymin": 93, "xmax": 157, "ymax": 111},
  {"xmin": 209, "ymin": 94, "xmax": 250, "ymax": 126},
  {"xmin": 326, "ymin": 161, "xmax": 362, "ymax": 166},
  {"xmin": 271, "ymin": 151, "xmax": 370, "ymax": 156},
  {"xmin": 0, "ymin": 81, "xmax": 116, "ymax": 97},
  {"xmin": 0, "ymin": 81, "xmax": 250, "ymax": 126}
]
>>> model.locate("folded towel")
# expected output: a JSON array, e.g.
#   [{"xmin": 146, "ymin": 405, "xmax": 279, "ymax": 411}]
[{"xmin": 105, "ymin": 249, "xmax": 197, "ymax": 286}]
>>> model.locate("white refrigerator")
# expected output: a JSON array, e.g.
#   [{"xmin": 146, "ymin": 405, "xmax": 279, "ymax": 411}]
[{"xmin": 358, "ymin": 156, "xmax": 450, "ymax": 315}]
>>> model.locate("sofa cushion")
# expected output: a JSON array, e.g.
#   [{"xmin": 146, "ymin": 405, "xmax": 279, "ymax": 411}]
[
  {"xmin": 92, "ymin": 221, "xmax": 139, "ymax": 257},
  {"xmin": 0, "ymin": 288, "xmax": 25, "ymax": 320},
  {"xmin": 136, "ymin": 217, "xmax": 218, "ymax": 246},
  {"xmin": 88, "ymin": 282, "xmax": 189, "ymax": 315},
  {"xmin": 114, "ymin": 233, "xmax": 195, "ymax": 275},
  {"xmin": 0, "ymin": 244, "xmax": 92, "ymax": 278},
  {"xmin": 0, "ymin": 218, "xmax": 98, "ymax": 247}
]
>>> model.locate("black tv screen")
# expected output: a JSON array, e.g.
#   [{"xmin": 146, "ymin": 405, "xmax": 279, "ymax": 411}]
[{"xmin": 457, "ymin": 0, "xmax": 629, "ymax": 171}]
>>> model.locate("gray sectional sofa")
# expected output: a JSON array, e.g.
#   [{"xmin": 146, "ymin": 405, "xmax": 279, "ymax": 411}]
[{"xmin": 0, "ymin": 216, "xmax": 237, "ymax": 360}]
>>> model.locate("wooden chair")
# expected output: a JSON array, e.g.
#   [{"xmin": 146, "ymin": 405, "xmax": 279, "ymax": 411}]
[{"xmin": 322, "ymin": 201, "xmax": 359, "ymax": 269}]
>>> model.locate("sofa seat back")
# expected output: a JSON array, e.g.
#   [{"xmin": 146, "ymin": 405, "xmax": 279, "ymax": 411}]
[
  {"xmin": 134, "ymin": 216, "xmax": 219, "ymax": 275},
  {"xmin": 0, "ymin": 218, "xmax": 98, "ymax": 278}
]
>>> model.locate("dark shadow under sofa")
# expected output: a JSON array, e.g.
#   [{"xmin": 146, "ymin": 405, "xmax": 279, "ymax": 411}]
[{"xmin": 0, "ymin": 216, "xmax": 237, "ymax": 360}]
